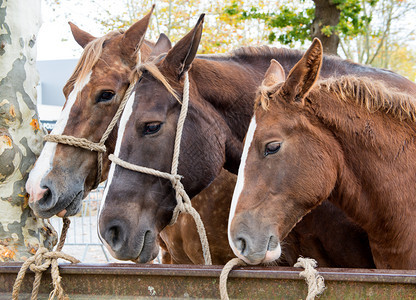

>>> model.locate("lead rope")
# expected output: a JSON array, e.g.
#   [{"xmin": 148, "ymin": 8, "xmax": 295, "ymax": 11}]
[
  {"xmin": 109, "ymin": 71, "xmax": 212, "ymax": 265},
  {"xmin": 43, "ymin": 51, "xmax": 141, "ymax": 189},
  {"xmin": 12, "ymin": 218, "xmax": 79, "ymax": 300},
  {"xmin": 219, "ymin": 257, "xmax": 325, "ymax": 300}
]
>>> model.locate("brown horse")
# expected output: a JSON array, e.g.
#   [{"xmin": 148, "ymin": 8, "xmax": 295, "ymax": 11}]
[
  {"xmin": 99, "ymin": 17, "xmax": 377, "ymax": 267},
  {"xmin": 26, "ymin": 8, "xmax": 156, "ymax": 218},
  {"xmin": 24, "ymin": 9, "xmax": 236, "ymax": 265},
  {"xmin": 228, "ymin": 39, "xmax": 416, "ymax": 269}
]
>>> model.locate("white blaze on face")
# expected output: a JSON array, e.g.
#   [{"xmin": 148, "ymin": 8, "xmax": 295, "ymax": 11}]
[
  {"xmin": 25, "ymin": 72, "xmax": 91, "ymax": 202},
  {"xmin": 98, "ymin": 91, "xmax": 136, "ymax": 244},
  {"xmin": 228, "ymin": 116, "xmax": 257, "ymax": 257}
]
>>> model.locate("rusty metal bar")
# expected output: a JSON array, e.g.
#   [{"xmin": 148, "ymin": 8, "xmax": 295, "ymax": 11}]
[{"xmin": 1, "ymin": 263, "xmax": 415, "ymax": 299}]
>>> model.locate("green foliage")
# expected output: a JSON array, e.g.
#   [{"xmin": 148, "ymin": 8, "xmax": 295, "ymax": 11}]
[
  {"xmin": 223, "ymin": 0, "xmax": 376, "ymax": 45},
  {"xmin": 224, "ymin": 2, "xmax": 313, "ymax": 45},
  {"xmin": 336, "ymin": 0, "xmax": 375, "ymax": 36}
]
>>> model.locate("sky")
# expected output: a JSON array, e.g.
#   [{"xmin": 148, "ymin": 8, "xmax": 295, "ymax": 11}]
[
  {"xmin": 38, "ymin": 1, "xmax": 111, "ymax": 60},
  {"xmin": 37, "ymin": 0, "xmax": 416, "ymax": 62}
]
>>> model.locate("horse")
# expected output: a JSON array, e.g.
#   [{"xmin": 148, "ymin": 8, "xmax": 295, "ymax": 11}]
[
  {"xmin": 228, "ymin": 38, "xmax": 416, "ymax": 269},
  {"xmin": 26, "ymin": 8, "xmax": 156, "ymax": 218},
  {"xmin": 24, "ymin": 8, "xmax": 238, "ymax": 265},
  {"xmin": 99, "ymin": 16, "xmax": 377, "ymax": 268}
]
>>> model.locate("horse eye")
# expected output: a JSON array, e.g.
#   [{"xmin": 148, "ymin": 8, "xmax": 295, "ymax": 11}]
[
  {"xmin": 264, "ymin": 142, "xmax": 281, "ymax": 156},
  {"xmin": 143, "ymin": 122, "xmax": 162, "ymax": 135},
  {"xmin": 96, "ymin": 91, "xmax": 115, "ymax": 103}
]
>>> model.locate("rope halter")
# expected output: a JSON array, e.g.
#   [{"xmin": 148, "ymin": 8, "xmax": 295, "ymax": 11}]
[
  {"xmin": 43, "ymin": 51, "xmax": 141, "ymax": 189},
  {"xmin": 108, "ymin": 71, "xmax": 212, "ymax": 265}
]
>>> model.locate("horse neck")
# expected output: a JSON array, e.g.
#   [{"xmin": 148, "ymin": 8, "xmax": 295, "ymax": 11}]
[
  {"xmin": 191, "ymin": 59, "xmax": 259, "ymax": 138},
  {"xmin": 307, "ymin": 90, "xmax": 416, "ymax": 256}
]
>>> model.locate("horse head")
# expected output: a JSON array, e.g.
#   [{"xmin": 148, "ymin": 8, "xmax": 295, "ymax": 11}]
[
  {"xmin": 26, "ymin": 7, "xmax": 172, "ymax": 218},
  {"xmin": 98, "ymin": 15, "xmax": 232, "ymax": 262},
  {"xmin": 228, "ymin": 39, "xmax": 341, "ymax": 265}
]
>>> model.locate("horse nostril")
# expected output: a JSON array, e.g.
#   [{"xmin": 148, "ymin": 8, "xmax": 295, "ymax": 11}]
[
  {"xmin": 235, "ymin": 237, "xmax": 247, "ymax": 255},
  {"xmin": 30, "ymin": 185, "xmax": 50, "ymax": 204},
  {"xmin": 267, "ymin": 235, "xmax": 279, "ymax": 251},
  {"xmin": 42, "ymin": 188, "xmax": 50, "ymax": 200},
  {"xmin": 105, "ymin": 224, "xmax": 125, "ymax": 252}
]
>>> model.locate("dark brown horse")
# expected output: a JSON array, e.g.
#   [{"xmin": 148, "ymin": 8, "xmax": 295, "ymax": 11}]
[
  {"xmin": 229, "ymin": 39, "xmax": 416, "ymax": 269},
  {"xmin": 99, "ymin": 17, "xmax": 378, "ymax": 267},
  {"xmin": 24, "ymin": 9, "xmax": 237, "ymax": 265}
]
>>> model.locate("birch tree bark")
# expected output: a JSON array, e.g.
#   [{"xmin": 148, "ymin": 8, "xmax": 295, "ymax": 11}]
[{"xmin": 0, "ymin": 0, "xmax": 57, "ymax": 262}]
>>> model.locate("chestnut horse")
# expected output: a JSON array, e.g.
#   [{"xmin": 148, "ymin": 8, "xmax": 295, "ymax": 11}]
[
  {"xmin": 229, "ymin": 39, "xmax": 416, "ymax": 269},
  {"xmin": 26, "ymin": 9, "xmax": 156, "ymax": 218},
  {"xmin": 25, "ymin": 9, "xmax": 236, "ymax": 265},
  {"xmin": 99, "ymin": 16, "xmax": 376, "ymax": 267}
]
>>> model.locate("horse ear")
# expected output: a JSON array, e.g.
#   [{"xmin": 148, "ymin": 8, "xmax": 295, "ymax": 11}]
[
  {"xmin": 68, "ymin": 22, "xmax": 96, "ymax": 48},
  {"xmin": 149, "ymin": 33, "xmax": 172, "ymax": 58},
  {"xmin": 163, "ymin": 14, "xmax": 205, "ymax": 79},
  {"xmin": 262, "ymin": 59, "xmax": 285, "ymax": 88},
  {"xmin": 281, "ymin": 38, "xmax": 323, "ymax": 103},
  {"xmin": 121, "ymin": 5, "xmax": 155, "ymax": 57}
]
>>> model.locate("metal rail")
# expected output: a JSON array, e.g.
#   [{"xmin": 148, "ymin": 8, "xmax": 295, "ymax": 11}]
[{"xmin": 1, "ymin": 263, "xmax": 415, "ymax": 299}]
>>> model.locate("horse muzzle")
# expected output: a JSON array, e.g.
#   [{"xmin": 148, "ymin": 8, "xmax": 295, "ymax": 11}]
[
  {"xmin": 99, "ymin": 217, "xmax": 159, "ymax": 263},
  {"xmin": 229, "ymin": 212, "xmax": 282, "ymax": 265},
  {"xmin": 28, "ymin": 180, "xmax": 84, "ymax": 218}
]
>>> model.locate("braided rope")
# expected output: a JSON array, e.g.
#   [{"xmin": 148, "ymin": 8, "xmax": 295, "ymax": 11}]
[
  {"xmin": 219, "ymin": 258, "xmax": 246, "ymax": 300},
  {"xmin": 43, "ymin": 52, "xmax": 140, "ymax": 189},
  {"xmin": 170, "ymin": 72, "xmax": 189, "ymax": 175},
  {"xmin": 219, "ymin": 257, "xmax": 325, "ymax": 300},
  {"xmin": 12, "ymin": 218, "xmax": 80, "ymax": 300},
  {"xmin": 109, "ymin": 71, "xmax": 212, "ymax": 265},
  {"xmin": 44, "ymin": 135, "xmax": 106, "ymax": 153},
  {"xmin": 294, "ymin": 257, "xmax": 326, "ymax": 300}
]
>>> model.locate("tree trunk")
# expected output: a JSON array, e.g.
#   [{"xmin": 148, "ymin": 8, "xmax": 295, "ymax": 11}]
[
  {"xmin": 0, "ymin": 0, "xmax": 57, "ymax": 262},
  {"xmin": 311, "ymin": 0, "xmax": 340, "ymax": 55}
]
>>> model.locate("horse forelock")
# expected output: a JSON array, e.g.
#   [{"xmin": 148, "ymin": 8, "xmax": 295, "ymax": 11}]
[
  {"xmin": 254, "ymin": 81, "xmax": 286, "ymax": 112},
  {"xmin": 318, "ymin": 76, "xmax": 416, "ymax": 123},
  {"xmin": 135, "ymin": 62, "xmax": 181, "ymax": 103},
  {"xmin": 254, "ymin": 87, "xmax": 274, "ymax": 111}
]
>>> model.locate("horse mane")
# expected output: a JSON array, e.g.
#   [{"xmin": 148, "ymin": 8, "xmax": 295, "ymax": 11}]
[
  {"xmin": 63, "ymin": 30, "xmax": 135, "ymax": 97},
  {"xmin": 198, "ymin": 45, "xmax": 303, "ymax": 63},
  {"xmin": 319, "ymin": 76, "xmax": 416, "ymax": 122},
  {"xmin": 255, "ymin": 75, "xmax": 416, "ymax": 122},
  {"xmin": 231, "ymin": 45, "xmax": 302, "ymax": 59}
]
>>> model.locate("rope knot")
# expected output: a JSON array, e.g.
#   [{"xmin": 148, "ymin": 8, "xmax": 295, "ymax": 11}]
[
  {"xmin": 170, "ymin": 175, "xmax": 183, "ymax": 188},
  {"xmin": 294, "ymin": 257, "xmax": 326, "ymax": 300},
  {"xmin": 12, "ymin": 218, "xmax": 80, "ymax": 300}
]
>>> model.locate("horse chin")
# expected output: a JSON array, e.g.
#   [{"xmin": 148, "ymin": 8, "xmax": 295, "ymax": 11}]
[
  {"xmin": 60, "ymin": 191, "xmax": 84, "ymax": 216},
  {"xmin": 237, "ymin": 243, "xmax": 282, "ymax": 266},
  {"xmin": 262, "ymin": 245, "xmax": 282, "ymax": 264},
  {"xmin": 132, "ymin": 237, "xmax": 160, "ymax": 264},
  {"xmin": 103, "ymin": 229, "xmax": 159, "ymax": 263}
]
